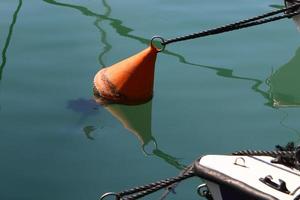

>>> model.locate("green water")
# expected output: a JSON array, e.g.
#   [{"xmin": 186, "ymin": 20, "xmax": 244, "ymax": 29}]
[{"xmin": 1, "ymin": 0, "xmax": 300, "ymax": 199}]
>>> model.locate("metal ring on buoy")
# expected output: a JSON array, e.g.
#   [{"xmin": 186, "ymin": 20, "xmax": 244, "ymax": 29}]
[
  {"xmin": 142, "ymin": 139, "xmax": 158, "ymax": 156},
  {"xmin": 151, "ymin": 36, "xmax": 166, "ymax": 52},
  {"xmin": 100, "ymin": 192, "xmax": 119, "ymax": 200}
]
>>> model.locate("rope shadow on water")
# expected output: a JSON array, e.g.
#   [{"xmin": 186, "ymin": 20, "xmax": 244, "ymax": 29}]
[
  {"xmin": 0, "ymin": 0, "xmax": 22, "ymax": 81},
  {"xmin": 164, "ymin": 50, "xmax": 272, "ymax": 106},
  {"xmin": 93, "ymin": 0, "xmax": 112, "ymax": 67}
]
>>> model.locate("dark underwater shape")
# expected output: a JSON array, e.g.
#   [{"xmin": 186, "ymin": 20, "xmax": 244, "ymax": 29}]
[
  {"xmin": 268, "ymin": 47, "xmax": 300, "ymax": 107},
  {"xmin": 83, "ymin": 125, "xmax": 97, "ymax": 140},
  {"xmin": 67, "ymin": 98, "xmax": 99, "ymax": 115}
]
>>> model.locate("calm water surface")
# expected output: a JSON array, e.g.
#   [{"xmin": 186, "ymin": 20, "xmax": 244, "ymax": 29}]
[{"xmin": 1, "ymin": 0, "xmax": 300, "ymax": 199}]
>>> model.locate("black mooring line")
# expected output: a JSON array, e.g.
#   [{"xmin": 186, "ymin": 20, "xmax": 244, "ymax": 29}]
[{"xmin": 162, "ymin": 3, "xmax": 300, "ymax": 46}]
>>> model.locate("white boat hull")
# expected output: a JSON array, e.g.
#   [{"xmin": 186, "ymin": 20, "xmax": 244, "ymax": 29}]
[{"xmin": 195, "ymin": 155, "xmax": 300, "ymax": 200}]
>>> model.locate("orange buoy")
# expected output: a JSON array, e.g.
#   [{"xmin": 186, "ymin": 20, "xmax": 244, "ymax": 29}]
[{"xmin": 93, "ymin": 45, "xmax": 159, "ymax": 105}]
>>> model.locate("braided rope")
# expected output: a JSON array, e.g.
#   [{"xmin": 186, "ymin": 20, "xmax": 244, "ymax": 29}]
[
  {"xmin": 119, "ymin": 170, "xmax": 195, "ymax": 200},
  {"xmin": 295, "ymin": 194, "xmax": 300, "ymax": 200},
  {"xmin": 232, "ymin": 150, "xmax": 295, "ymax": 157},
  {"xmin": 162, "ymin": 3, "xmax": 300, "ymax": 46}
]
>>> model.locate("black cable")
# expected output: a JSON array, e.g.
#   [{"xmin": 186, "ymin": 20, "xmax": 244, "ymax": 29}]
[
  {"xmin": 162, "ymin": 3, "xmax": 300, "ymax": 46},
  {"xmin": 232, "ymin": 150, "xmax": 295, "ymax": 157},
  {"xmin": 118, "ymin": 170, "xmax": 195, "ymax": 200}
]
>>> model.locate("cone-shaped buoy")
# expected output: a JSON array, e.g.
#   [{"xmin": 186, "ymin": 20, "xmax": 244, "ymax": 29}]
[{"xmin": 93, "ymin": 45, "xmax": 158, "ymax": 105}]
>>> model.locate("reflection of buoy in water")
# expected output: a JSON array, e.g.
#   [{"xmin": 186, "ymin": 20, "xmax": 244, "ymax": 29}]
[
  {"xmin": 93, "ymin": 46, "xmax": 158, "ymax": 105},
  {"xmin": 103, "ymin": 100, "xmax": 156, "ymax": 151},
  {"xmin": 268, "ymin": 47, "xmax": 300, "ymax": 107},
  {"xmin": 100, "ymin": 100, "xmax": 185, "ymax": 169}
]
